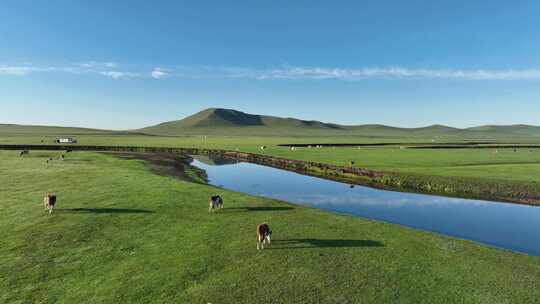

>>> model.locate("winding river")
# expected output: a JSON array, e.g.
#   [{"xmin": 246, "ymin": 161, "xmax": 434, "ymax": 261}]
[{"xmin": 192, "ymin": 155, "xmax": 540, "ymax": 256}]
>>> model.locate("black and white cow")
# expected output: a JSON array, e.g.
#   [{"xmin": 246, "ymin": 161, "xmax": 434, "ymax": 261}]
[{"xmin": 208, "ymin": 195, "xmax": 223, "ymax": 212}]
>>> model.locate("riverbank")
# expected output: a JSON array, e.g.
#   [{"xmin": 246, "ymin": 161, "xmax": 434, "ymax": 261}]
[
  {"xmin": 105, "ymin": 152, "xmax": 207, "ymax": 184},
  {"xmin": 1, "ymin": 143, "xmax": 540, "ymax": 205},
  {"xmin": 215, "ymin": 149, "xmax": 540, "ymax": 206},
  {"xmin": 2, "ymin": 150, "xmax": 540, "ymax": 303}
]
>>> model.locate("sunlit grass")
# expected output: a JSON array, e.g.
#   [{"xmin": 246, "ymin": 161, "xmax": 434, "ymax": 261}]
[{"xmin": 1, "ymin": 151, "xmax": 540, "ymax": 303}]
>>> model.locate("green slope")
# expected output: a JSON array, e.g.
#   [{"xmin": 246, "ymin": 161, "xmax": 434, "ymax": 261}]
[
  {"xmin": 138, "ymin": 108, "xmax": 540, "ymax": 138},
  {"xmin": 0, "ymin": 124, "xmax": 151, "ymax": 138},
  {"xmin": 3, "ymin": 108, "xmax": 540, "ymax": 139},
  {"xmin": 138, "ymin": 108, "xmax": 347, "ymax": 136},
  {"xmin": 0, "ymin": 124, "xmax": 112, "ymax": 135},
  {"xmin": 3, "ymin": 151, "xmax": 540, "ymax": 303},
  {"xmin": 467, "ymin": 125, "xmax": 540, "ymax": 136}
]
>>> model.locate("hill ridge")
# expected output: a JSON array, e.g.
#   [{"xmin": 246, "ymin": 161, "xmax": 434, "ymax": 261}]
[
  {"xmin": 2, "ymin": 108, "xmax": 540, "ymax": 138},
  {"xmin": 137, "ymin": 108, "xmax": 540, "ymax": 137}
]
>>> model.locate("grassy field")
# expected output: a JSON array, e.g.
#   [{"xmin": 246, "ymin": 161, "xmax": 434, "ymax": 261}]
[
  {"xmin": 2, "ymin": 125, "xmax": 540, "ymax": 203},
  {"xmin": 260, "ymin": 146, "xmax": 540, "ymax": 182},
  {"xmin": 2, "ymin": 132, "xmax": 540, "ymax": 184},
  {"xmin": 2, "ymin": 150, "xmax": 540, "ymax": 303}
]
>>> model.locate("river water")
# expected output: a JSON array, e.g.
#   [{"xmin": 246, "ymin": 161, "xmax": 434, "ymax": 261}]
[{"xmin": 191, "ymin": 155, "xmax": 540, "ymax": 256}]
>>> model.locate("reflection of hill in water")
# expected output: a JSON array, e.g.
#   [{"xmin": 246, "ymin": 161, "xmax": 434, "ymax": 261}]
[{"xmin": 192, "ymin": 155, "xmax": 239, "ymax": 166}]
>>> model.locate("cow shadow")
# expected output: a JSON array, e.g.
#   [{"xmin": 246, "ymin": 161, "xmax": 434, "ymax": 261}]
[
  {"xmin": 271, "ymin": 238, "xmax": 383, "ymax": 249},
  {"xmin": 225, "ymin": 206, "xmax": 294, "ymax": 212},
  {"xmin": 58, "ymin": 208, "xmax": 154, "ymax": 214}
]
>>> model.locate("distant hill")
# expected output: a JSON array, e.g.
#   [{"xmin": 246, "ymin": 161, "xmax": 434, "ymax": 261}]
[
  {"xmin": 138, "ymin": 108, "xmax": 346, "ymax": 136},
  {"xmin": 138, "ymin": 108, "xmax": 540, "ymax": 138},
  {"xmin": 466, "ymin": 125, "xmax": 540, "ymax": 137},
  {"xmin": 3, "ymin": 108, "xmax": 540, "ymax": 139},
  {"xmin": 0, "ymin": 124, "xmax": 144, "ymax": 137},
  {"xmin": 0, "ymin": 124, "xmax": 112, "ymax": 135}
]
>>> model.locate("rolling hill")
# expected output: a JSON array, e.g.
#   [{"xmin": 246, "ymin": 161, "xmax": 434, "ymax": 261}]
[
  {"xmin": 2, "ymin": 108, "xmax": 540, "ymax": 139},
  {"xmin": 467, "ymin": 125, "xmax": 540, "ymax": 137},
  {"xmin": 138, "ymin": 108, "xmax": 346, "ymax": 136},
  {"xmin": 0, "ymin": 124, "xmax": 144, "ymax": 137},
  {"xmin": 138, "ymin": 108, "xmax": 540, "ymax": 138},
  {"xmin": 0, "ymin": 124, "xmax": 112, "ymax": 135}
]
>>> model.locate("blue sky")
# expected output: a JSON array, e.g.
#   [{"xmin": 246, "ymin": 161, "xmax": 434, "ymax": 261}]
[{"xmin": 1, "ymin": 0, "xmax": 539, "ymax": 129}]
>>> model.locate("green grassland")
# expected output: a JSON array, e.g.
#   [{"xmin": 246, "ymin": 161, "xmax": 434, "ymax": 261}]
[
  {"xmin": 2, "ymin": 109, "xmax": 540, "ymax": 202},
  {"xmin": 260, "ymin": 146, "xmax": 540, "ymax": 182},
  {"xmin": 2, "ymin": 131, "xmax": 540, "ymax": 185},
  {"xmin": 2, "ymin": 150, "xmax": 540, "ymax": 303}
]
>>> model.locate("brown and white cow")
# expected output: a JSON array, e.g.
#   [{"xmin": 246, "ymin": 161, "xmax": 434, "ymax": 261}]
[
  {"xmin": 208, "ymin": 195, "xmax": 223, "ymax": 212},
  {"xmin": 256, "ymin": 223, "xmax": 272, "ymax": 250},
  {"xmin": 43, "ymin": 193, "xmax": 57, "ymax": 215}
]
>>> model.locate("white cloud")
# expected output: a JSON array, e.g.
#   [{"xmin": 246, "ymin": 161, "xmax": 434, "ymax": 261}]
[
  {"xmin": 78, "ymin": 61, "xmax": 117, "ymax": 69},
  {"xmin": 225, "ymin": 66, "xmax": 540, "ymax": 81},
  {"xmin": 151, "ymin": 68, "xmax": 169, "ymax": 79},
  {"xmin": 0, "ymin": 66, "xmax": 37, "ymax": 76},
  {"xmin": 103, "ymin": 62, "xmax": 117, "ymax": 68},
  {"xmin": 2, "ymin": 62, "xmax": 540, "ymax": 81},
  {"xmin": 99, "ymin": 71, "xmax": 140, "ymax": 79}
]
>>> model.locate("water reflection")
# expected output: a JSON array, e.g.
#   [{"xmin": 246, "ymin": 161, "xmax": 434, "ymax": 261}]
[{"xmin": 191, "ymin": 155, "xmax": 540, "ymax": 256}]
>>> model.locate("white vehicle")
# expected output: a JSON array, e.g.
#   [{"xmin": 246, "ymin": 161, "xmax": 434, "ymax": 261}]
[{"xmin": 56, "ymin": 138, "xmax": 77, "ymax": 144}]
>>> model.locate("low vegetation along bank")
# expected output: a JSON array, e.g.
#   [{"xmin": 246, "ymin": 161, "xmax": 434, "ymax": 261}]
[
  {"xmin": 216, "ymin": 150, "xmax": 540, "ymax": 205},
  {"xmin": 2, "ymin": 150, "xmax": 540, "ymax": 303},
  {"xmin": 2, "ymin": 144, "xmax": 540, "ymax": 205}
]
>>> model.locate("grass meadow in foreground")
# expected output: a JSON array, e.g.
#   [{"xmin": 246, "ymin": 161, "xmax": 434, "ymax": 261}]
[{"xmin": 1, "ymin": 150, "xmax": 540, "ymax": 303}]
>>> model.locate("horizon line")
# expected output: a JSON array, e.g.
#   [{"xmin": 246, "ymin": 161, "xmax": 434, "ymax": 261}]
[{"xmin": 1, "ymin": 107, "xmax": 539, "ymax": 131}]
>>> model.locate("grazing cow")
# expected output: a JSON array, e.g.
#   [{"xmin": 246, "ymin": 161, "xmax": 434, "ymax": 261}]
[
  {"xmin": 19, "ymin": 150, "xmax": 29, "ymax": 157},
  {"xmin": 66, "ymin": 150, "xmax": 72, "ymax": 153},
  {"xmin": 256, "ymin": 223, "xmax": 272, "ymax": 250},
  {"xmin": 260, "ymin": 146, "xmax": 267, "ymax": 150},
  {"xmin": 60, "ymin": 154, "xmax": 65, "ymax": 160},
  {"xmin": 43, "ymin": 193, "xmax": 57, "ymax": 215},
  {"xmin": 208, "ymin": 195, "xmax": 223, "ymax": 212}
]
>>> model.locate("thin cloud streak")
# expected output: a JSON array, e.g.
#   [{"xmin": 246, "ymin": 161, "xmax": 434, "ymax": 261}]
[
  {"xmin": 99, "ymin": 71, "xmax": 140, "ymax": 79},
  {"xmin": 0, "ymin": 62, "xmax": 140, "ymax": 80},
  {"xmin": 150, "ymin": 67, "xmax": 169, "ymax": 79},
  {"xmin": 2, "ymin": 63, "xmax": 540, "ymax": 81},
  {"xmin": 0, "ymin": 66, "xmax": 36, "ymax": 76},
  {"xmin": 224, "ymin": 66, "xmax": 540, "ymax": 81}
]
